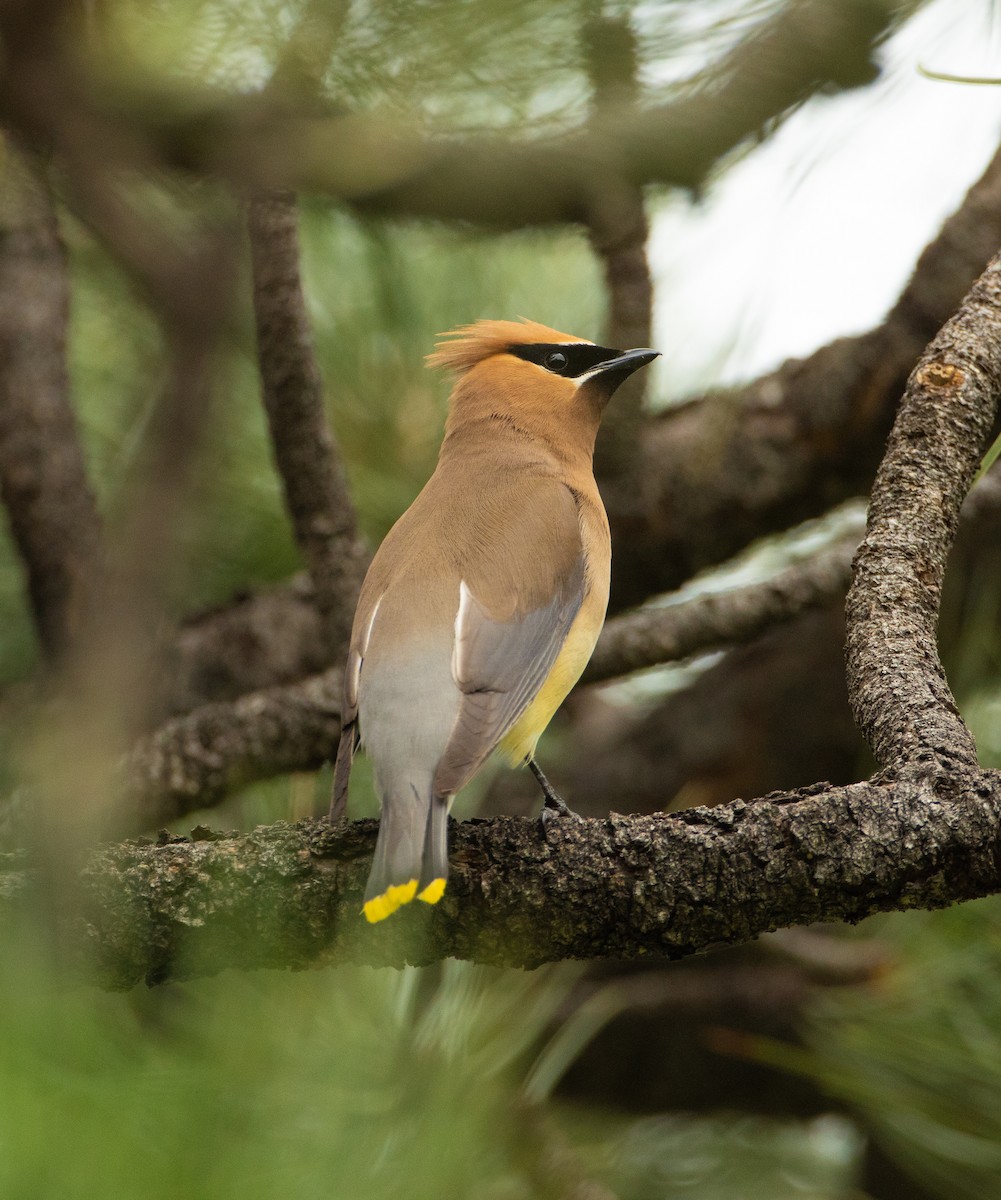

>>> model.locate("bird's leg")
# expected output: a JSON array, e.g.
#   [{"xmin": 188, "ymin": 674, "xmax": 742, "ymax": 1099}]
[
  {"xmin": 528, "ymin": 757, "xmax": 576, "ymax": 821},
  {"xmin": 328, "ymin": 787, "xmax": 348, "ymax": 826},
  {"xmin": 328, "ymin": 721, "xmax": 357, "ymax": 826}
]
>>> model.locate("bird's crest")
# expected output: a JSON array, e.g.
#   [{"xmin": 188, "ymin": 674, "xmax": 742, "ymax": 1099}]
[{"xmin": 426, "ymin": 318, "xmax": 591, "ymax": 374}]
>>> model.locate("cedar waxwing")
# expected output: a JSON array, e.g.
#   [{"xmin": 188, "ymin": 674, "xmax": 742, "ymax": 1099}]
[{"xmin": 330, "ymin": 318, "xmax": 659, "ymax": 922}]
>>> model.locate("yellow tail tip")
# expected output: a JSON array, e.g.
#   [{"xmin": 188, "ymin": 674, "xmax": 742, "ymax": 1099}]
[
  {"xmin": 417, "ymin": 877, "xmax": 447, "ymax": 905},
  {"xmin": 363, "ymin": 879, "xmax": 418, "ymax": 924}
]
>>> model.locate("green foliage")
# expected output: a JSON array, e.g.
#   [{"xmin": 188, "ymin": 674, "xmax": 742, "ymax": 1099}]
[
  {"xmin": 0, "ymin": 925, "xmax": 867, "ymax": 1200},
  {"xmin": 106, "ymin": 0, "xmax": 594, "ymax": 131},
  {"xmin": 0, "ymin": 943, "xmax": 573, "ymax": 1200},
  {"xmin": 588, "ymin": 1112, "xmax": 860, "ymax": 1200},
  {"xmin": 767, "ymin": 900, "xmax": 1001, "ymax": 1200}
]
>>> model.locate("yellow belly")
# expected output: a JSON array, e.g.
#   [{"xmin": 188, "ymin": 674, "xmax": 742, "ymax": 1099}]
[{"xmin": 498, "ymin": 601, "xmax": 604, "ymax": 765}]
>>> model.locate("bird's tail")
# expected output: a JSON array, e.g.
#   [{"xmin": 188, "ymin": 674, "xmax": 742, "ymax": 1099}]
[{"xmin": 363, "ymin": 785, "xmax": 450, "ymax": 923}]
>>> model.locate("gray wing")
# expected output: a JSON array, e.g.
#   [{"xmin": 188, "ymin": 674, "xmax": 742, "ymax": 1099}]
[{"xmin": 433, "ymin": 556, "xmax": 585, "ymax": 797}]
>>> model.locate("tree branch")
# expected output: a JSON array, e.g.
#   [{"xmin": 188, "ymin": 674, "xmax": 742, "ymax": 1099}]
[
  {"xmin": 121, "ymin": 669, "xmax": 342, "ymax": 830},
  {"xmin": 247, "ymin": 189, "xmax": 366, "ymax": 654},
  {"xmin": 846, "ymin": 252, "xmax": 1001, "ymax": 770},
  {"xmin": 53, "ymin": 0, "xmax": 901, "ymax": 226},
  {"xmin": 612, "ymin": 136, "xmax": 1001, "ymax": 607},
  {"xmin": 0, "ymin": 148, "xmax": 103, "ymax": 661},
  {"xmin": 583, "ymin": 524, "xmax": 859, "ymax": 684},
  {"xmin": 160, "ymin": 574, "xmax": 326, "ymax": 716},
  {"xmin": 584, "ymin": 9, "xmax": 654, "ymax": 484},
  {"xmin": 5, "ymin": 769, "xmax": 999, "ymax": 989},
  {"xmin": 321, "ymin": 0, "xmax": 894, "ymax": 221}
]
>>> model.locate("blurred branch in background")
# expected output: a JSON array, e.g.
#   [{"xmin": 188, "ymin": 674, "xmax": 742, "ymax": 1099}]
[
  {"xmin": 247, "ymin": 189, "xmax": 366, "ymax": 655},
  {"xmin": 1, "ymin": 0, "xmax": 901, "ymax": 225},
  {"xmin": 613, "ymin": 134, "xmax": 1001, "ymax": 607},
  {"xmin": 584, "ymin": 6, "xmax": 653, "ymax": 484},
  {"xmin": 2, "ymin": 0, "xmax": 1001, "ymax": 1196},
  {"xmin": 272, "ymin": 0, "xmax": 903, "ymax": 221},
  {"xmin": 0, "ymin": 1, "xmax": 242, "ymax": 852},
  {"xmin": 584, "ymin": 521, "xmax": 860, "ymax": 683},
  {"xmin": 0, "ymin": 146, "xmax": 103, "ymax": 663},
  {"xmin": 122, "ymin": 669, "xmax": 343, "ymax": 831}
]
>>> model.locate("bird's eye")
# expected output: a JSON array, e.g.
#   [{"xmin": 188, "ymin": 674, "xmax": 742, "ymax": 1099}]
[{"xmin": 544, "ymin": 351, "xmax": 568, "ymax": 373}]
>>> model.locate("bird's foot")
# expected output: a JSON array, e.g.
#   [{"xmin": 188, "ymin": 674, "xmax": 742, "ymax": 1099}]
[{"xmin": 528, "ymin": 758, "xmax": 578, "ymax": 826}]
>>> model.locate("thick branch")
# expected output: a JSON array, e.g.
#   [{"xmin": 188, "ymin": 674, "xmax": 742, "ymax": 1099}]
[
  {"xmin": 247, "ymin": 190, "xmax": 365, "ymax": 652},
  {"xmin": 7, "ymin": 769, "xmax": 1000, "ymax": 989},
  {"xmin": 0, "ymin": 149, "xmax": 103, "ymax": 660},
  {"xmin": 846, "ymin": 252, "xmax": 1001, "ymax": 770}
]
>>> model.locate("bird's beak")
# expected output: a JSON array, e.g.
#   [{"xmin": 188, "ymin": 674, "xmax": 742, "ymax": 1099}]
[{"xmin": 589, "ymin": 348, "xmax": 661, "ymax": 379}]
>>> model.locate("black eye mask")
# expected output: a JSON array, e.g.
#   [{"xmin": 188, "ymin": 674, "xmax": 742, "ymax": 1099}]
[{"xmin": 509, "ymin": 342, "xmax": 624, "ymax": 378}]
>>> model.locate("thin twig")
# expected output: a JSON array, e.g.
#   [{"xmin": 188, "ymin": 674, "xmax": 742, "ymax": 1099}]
[
  {"xmin": 584, "ymin": 526, "xmax": 859, "ymax": 684},
  {"xmin": 584, "ymin": 9, "xmax": 653, "ymax": 483}
]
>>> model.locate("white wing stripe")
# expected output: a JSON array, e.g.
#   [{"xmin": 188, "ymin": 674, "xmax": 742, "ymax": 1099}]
[
  {"xmin": 347, "ymin": 593, "xmax": 382, "ymax": 708},
  {"xmin": 452, "ymin": 580, "xmax": 473, "ymax": 683}
]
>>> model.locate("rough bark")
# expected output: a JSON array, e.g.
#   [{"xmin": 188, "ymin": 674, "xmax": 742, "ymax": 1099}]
[
  {"xmin": 846, "ymin": 254, "xmax": 1001, "ymax": 770},
  {"xmin": 247, "ymin": 190, "xmax": 366, "ymax": 653},
  {"xmin": 0, "ymin": 150, "xmax": 103, "ymax": 660},
  {"xmin": 3, "ymin": 770, "xmax": 999, "ymax": 990}
]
